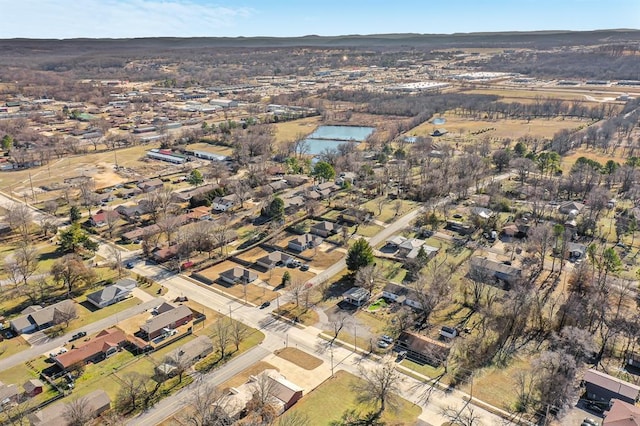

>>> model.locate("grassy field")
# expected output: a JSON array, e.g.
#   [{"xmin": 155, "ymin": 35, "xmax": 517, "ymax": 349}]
[
  {"xmin": 273, "ymin": 302, "xmax": 319, "ymax": 326},
  {"xmin": 406, "ymin": 112, "xmax": 589, "ymax": 142},
  {"xmin": 288, "ymin": 370, "xmax": 421, "ymax": 425},
  {"xmin": 275, "ymin": 347, "xmax": 323, "ymax": 370},
  {"xmin": 274, "ymin": 116, "xmax": 321, "ymax": 143},
  {"xmin": 67, "ymin": 296, "xmax": 141, "ymax": 331}
]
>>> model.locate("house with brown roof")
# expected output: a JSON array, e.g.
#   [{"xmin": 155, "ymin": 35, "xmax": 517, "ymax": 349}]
[
  {"xmin": 139, "ymin": 304, "xmax": 193, "ymax": 341},
  {"xmin": 395, "ymin": 331, "xmax": 450, "ymax": 367},
  {"xmin": 137, "ymin": 178, "xmax": 164, "ymax": 193},
  {"xmin": 10, "ymin": 299, "xmax": 76, "ymax": 334},
  {"xmin": 28, "ymin": 389, "xmax": 111, "ymax": 426},
  {"xmin": 89, "ymin": 209, "xmax": 120, "ymax": 227},
  {"xmin": 23, "ymin": 379, "xmax": 44, "ymax": 397},
  {"xmin": 604, "ymin": 399, "xmax": 640, "ymax": 425},
  {"xmin": 53, "ymin": 328, "xmax": 128, "ymax": 370}
]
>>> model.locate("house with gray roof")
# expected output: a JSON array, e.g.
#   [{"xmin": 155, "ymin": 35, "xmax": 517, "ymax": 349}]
[
  {"xmin": 28, "ymin": 389, "xmax": 111, "ymax": 426},
  {"xmin": 219, "ymin": 267, "xmax": 258, "ymax": 285},
  {"xmin": 155, "ymin": 335, "xmax": 213, "ymax": 377},
  {"xmin": 86, "ymin": 278, "xmax": 137, "ymax": 309},
  {"xmin": 139, "ymin": 304, "xmax": 193, "ymax": 341},
  {"xmin": 10, "ymin": 299, "xmax": 76, "ymax": 334}
]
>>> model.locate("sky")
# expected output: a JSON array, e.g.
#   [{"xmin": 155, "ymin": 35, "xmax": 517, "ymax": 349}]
[{"xmin": 1, "ymin": 0, "xmax": 639, "ymax": 39}]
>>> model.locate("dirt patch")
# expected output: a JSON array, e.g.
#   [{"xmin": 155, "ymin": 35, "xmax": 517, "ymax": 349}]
[
  {"xmin": 219, "ymin": 361, "xmax": 278, "ymax": 390},
  {"xmin": 274, "ymin": 347, "xmax": 323, "ymax": 370}
]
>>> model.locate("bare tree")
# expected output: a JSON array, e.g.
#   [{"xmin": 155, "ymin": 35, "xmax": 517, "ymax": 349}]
[
  {"xmin": 64, "ymin": 396, "xmax": 93, "ymax": 426},
  {"xmin": 354, "ymin": 264, "xmax": 383, "ymax": 294},
  {"xmin": 352, "ymin": 361, "xmax": 402, "ymax": 414},
  {"xmin": 213, "ymin": 318, "xmax": 231, "ymax": 360},
  {"xmin": 182, "ymin": 382, "xmax": 233, "ymax": 426},
  {"xmin": 439, "ymin": 404, "xmax": 482, "ymax": 426},
  {"xmin": 231, "ymin": 320, "xmax": 246, "ymax": 351},
  {"xmin": 115, "ymin": 372, "xmax": 147, "ymax": 414},
  {"xmin": 106, "ymin": 244, "xmax": 125, "ymax": 279},
  {"xmin": 78, "ymin": 178, "xmax": 97, "ymax": 216},
  {"xmin": 330, "ymin": 312, "xmax": 350, "ymax": 344},
  {"xmin": 3, "ymin": 242, "xmax": 38, "ymax": 298},
  {"xmin": 4, "ymin": 202, "xmax": 33, "ymax": 242},
  {"xmin": 54, "ymin": 302, "xmax": 77, "ymax": 328},
  {"xmin": 246, "ymin": 372, "xmax": 278, "ymax": 424},
  {"xmin": 51, "ymin": 254, "xmax": 96, "ymax": 297}
]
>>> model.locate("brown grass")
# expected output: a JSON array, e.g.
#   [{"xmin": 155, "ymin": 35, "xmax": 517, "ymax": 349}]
[
  {"xmin": 274, "ymin": 116, "xmax": 321, "ymax": 143},
  {"xmin": 219, "ymin": 361, "xmax": 278, "ymax": 390},
  {"xmin": 274, "ymin": 302, "xmax": 319, "ymax": 326},
  {"xmin": 275, "ymin": 347, "xmax": 323, "ymax": 370}
]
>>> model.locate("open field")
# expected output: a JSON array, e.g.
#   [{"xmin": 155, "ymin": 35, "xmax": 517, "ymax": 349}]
[
  {"xmin": 68, "ymin": 296, "xmax": 141, "ymax": 331},
  {"xmin": 288, "ymin": 370, "xmax": 422, "ymax": 425},
  {"xmin": 184, "ymin": 142, "xmax": 234, "ymax": 157},
  {"xmin": 459, "ymin": 86, "xmax": 612, "ymax": 103},
  {"xmin": 406, "ymin": 112, "xmax": 590, "ymax": 142},
  {"xmin": 274, "ymin": 116, "xmax": 321, "ymax": 143},
  {"xmin": 274, "ymin": 347, "xmax": 323, "ymax": 370}
]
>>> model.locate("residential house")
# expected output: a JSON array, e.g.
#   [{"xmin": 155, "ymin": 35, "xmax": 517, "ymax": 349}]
[
  {"xmin": 338, "ymin": 208, "xmax": 373, "ymax": 225},
  {"xmin": 23, "ymin": 379, "xmax": 44, "ymax": 397},
  {"xmin": 121, "ymin": 223, "xmax": 160, "ymax": 242},
  {"xmin": 501, "ymin": 222, "xmax": 529, "ymax": 239},
  {"xmin": 28, "ymin": 389, "xmax": 111, "ymax": 426},
  {"xmin": 86, "ymin": 278, "xmax": 137, "ymax": 309},
  {"xmin": 304, "ymin": 190, "xmax": 322, "ymax": 202},
  {"xmin": 53, "ymin": 328, "xmax": 128, "ymax": 370},
  {"xmin": 115, "ymin": 203, "xmax": 149, "ymax": 220},
  {"xmin": 89, "ymin": 209, "xmax": 121, "ymax": 227},
  {"xmin": 171, "ymin": 183, "xmax": 219, "ymax": 203},
  {"xmin": 255, "ymin": 252, "xmax": 293, "ymax": 270},
  {"xmin": 559, "ymin": 201, "xmax": 585, "ymax": 216},
  {"xmin": 310, "ymin": 221, "xmax": 342, "ymax": 238},
  {"xmin": 10, "ymin": 299, "xmax": 76, "ymax": 334},
  {"xmin": 284, "ymin": 196, "xmax": 305, "ymax": 213},
  {"xmin": 269, "ymin": 180, "xmax": 289, "ymax": 193},
  {"xmin": 584, "ymin": 369, "xmax": 640, "ymax": 405},
  {"xmin": 152, "ymin": 245, "xmax": 180, "ymax": 263},
  {"xmin": 288, "ymin": 234, "xmax": 323, "ymax": 252},
  {"xmin": 212, "ymin": 194, "xmax": 238, "ymax": 212},
  {"xmin": 471, "ymin": 207, "xmax": 493, "ymax": 219},
  {"xmin": 219, "ymin": 267, "xmax": 258, "ymax": 285},
  {"xmin": 566, "ymin": 242, "xmax": 587, "ymax": 261},
  {"xmin": 604, "ymin": 399, "xmax": 640, "ymax": 426},
  {"xmin": 227, "ymin": 370, "xmax": 303, "ymax": 418},
  {"xmin": 0, "ymin": 381, "xmax": 19, "ymax": 404},
  {"xmin": 381, "ymin": 282, "xmax": 423, "ymax": 310},
  {"xmin": 139, "ymin": 304, "xmax": 193, "ymax": 341},
  {"xmin": 445, "ymin": 220, "xmax": 474, "ymax": 235},
  {"xmin": 342, "ymin": 287, "xmax": 370, "ymax": 307},
  {"xmin": 155, "ymin": 335, "xmax": 213, "ymax": 377},
  {"xmin": 469, "ymin": 256, "xmax": 522, "ymax": 289},
  {"xmin": 117, "ymin": 187, "xmax": 142, "ymax": 199},
  {"xmin": 395, "ymin": 331, "xmax": 450, "ymax": 367},
  {"xmin": 137, "ymin": 178, "xmax": 164, "ymax": 193},
  {"xmin": 315, "ymin": 181, "xmax": 339, "ymax": 198},
  {"xmin": 188, "ymin": 206, "xmax": 212, "ymax": 221},
  {"xmin": 385, "ymin": 235, "xmax": 439, "ymax": 260}
]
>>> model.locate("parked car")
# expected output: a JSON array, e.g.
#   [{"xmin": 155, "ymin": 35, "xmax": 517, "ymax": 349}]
[
  {"xmin": 70, "ymin": 331, "xmax": 87, "ymax": 342},
  {"xmin": 260, "ymin": 301, "xmax": 271, "ymax": 309},
  {"xmin": 49, "ymin": 348, "xmax": 68, "ymax": 358},
  {"xmin": 582, "ymin": 419, "xmax": 598, "ymax": 426},
  {"xmin": 3, "ymin": 330, "xmax": 15, "ymax": 339},
  {"xmin": 125, "ymin": 262, "xmax": 134, "ymax": 269},
  {"xmin": 585, "ymin": 403, "xmax": 605, "ymax": 414},
  {"xmin": 380, "ymin": 335, "xmax": 394, "ymax": 344},
  {"xmin": 377, "ymin": 341, "xmax": 390, "ymax": 349},
  {"xmin": 299, "ymin": 264, "xmax": 309, "ymax": 271}
]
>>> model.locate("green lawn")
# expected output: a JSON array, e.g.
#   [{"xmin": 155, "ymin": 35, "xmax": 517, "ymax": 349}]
[
  {"xmin": 195, "ymin": 321, "xmax": 265, "ymax": 373},
  {"xmin": 67, "ymin": 296, "xmax": 141, "ymax": 331},
  {"xmin": 0, "ymin": 335, "xmax": 30, "ymax": 358},
  {"xmin": 355, "ymin": 223, "xmax": 384, "ymax": 238},
  {"xmin": 399, "ymin": 359, "xmax": 447, "ymax": 381},
  {"xmin": 288, "ymin": 370, "xmax": 421, "ymax": 424},
  {"xmin": 367, "ymin": 298, "xmax": 388, "ymax": 312},
  {"xmin": 376, "ymin": 258, "xmax": 407, "ymax": 284}
]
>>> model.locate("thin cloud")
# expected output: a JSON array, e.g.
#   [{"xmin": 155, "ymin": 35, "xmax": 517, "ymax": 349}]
[{"xmin": 0, "ymin": 0, "xmax": 254, "ymax": 38}]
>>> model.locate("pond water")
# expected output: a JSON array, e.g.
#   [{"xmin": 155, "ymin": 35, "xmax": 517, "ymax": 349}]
[
  {"xmin": 432, "ymin": 117, "xmax": 446, "ymax": 125},
  {"xmin": 303, "ymin": 125, "xmax": 375, "ymax": 155}
]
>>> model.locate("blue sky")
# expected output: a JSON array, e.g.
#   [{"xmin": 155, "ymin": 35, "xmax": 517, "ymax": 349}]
[{"xmin": 1, "ymin": 0, "xmax": 638, "ymax": 39}]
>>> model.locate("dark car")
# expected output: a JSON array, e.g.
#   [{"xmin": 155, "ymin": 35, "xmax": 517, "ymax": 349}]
[
  {"xmin": 585, "ymin": 403, "xmax": 605, "ymax": 414},
  {"xmin": 259, "ymin": 301, "xmax": 271, "ymax": 309},
  {"xmin": 3, "ymin": 330, "xmax": 15, "ymax": 339},
  {"xmin": 299, "ymin": 264, "xmax": 309, "ymax": 271},
  {"xmin": 125, "ymin": 262, "xmax": 134, "ymax": 269},
  {"xmin": 70, "ymin": 331, "xmax": 87, "ymax": 341}
]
